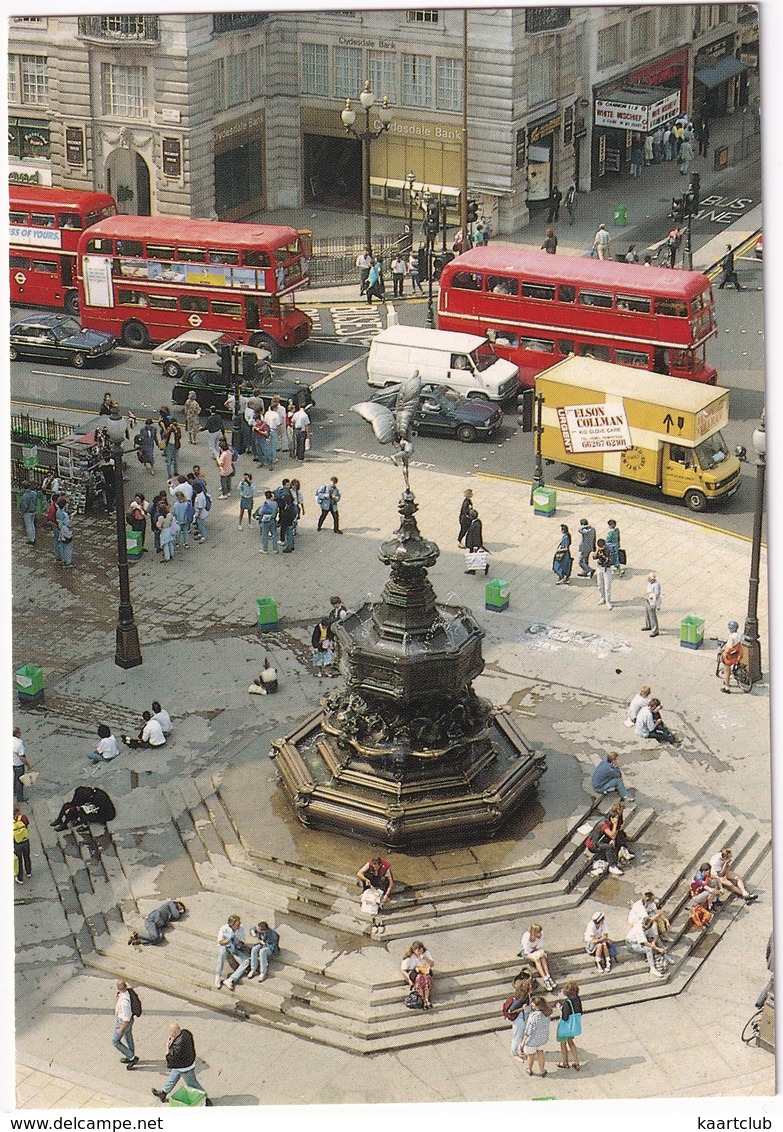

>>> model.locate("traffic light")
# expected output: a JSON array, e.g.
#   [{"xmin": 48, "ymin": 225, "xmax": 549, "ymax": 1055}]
[
  {"xmin": 467, "ymin": 199, "xmax": 479, "ymax": 224},
  {"xmin": 687, "ymin": 171, "xmax": 701, "ymax": 215},
  {"xmin": 425, "ymin": 199, "xmax": 440, "ymax": 237},
  {"xmin": 517, "ymin": 388, "xmax": 534, "ymax": 433},
  {"xmin": 242, "ymin": 350, "xmax": 258, "ymax": 383},
  {"xmin": 219, "ymin": 342, "xmax": 233, "ymax": 381},
  {"xmin": 670, "ymin": 196, "xmax": 686, "ymax": 224}
]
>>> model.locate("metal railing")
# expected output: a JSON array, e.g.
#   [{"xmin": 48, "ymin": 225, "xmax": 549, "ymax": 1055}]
[
  {"xmin": 77, "ymin": 15, "xmax": 159, "ymax": 41},
  {"xmin": 11, "ymin": 413, "xmax": 71, "ymax": 447},
  {"xmin": 310, "ymin": 231, "xmax": 412, "ymax": 283}
]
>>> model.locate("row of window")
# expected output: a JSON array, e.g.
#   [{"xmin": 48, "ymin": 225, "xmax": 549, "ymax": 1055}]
[
  {"xmin": 212, "ymin": 47, "xmax": 264, "ymax": 112},
  {"xmin": 10, "ymin": 208, "xmax": 114, "ymax": 230},
  {"xmin": 113, "ymin": 290, "xmax": 275, "ymax": 318},
  {"xmin": 84, "ymin": 236, "xmax": 299, "ymax": 267},
  {"xmin": 301, "ymin": 43, "xmax": 463, "ymax": 111},
  {"xmin": 486, "ymin": 328, "xmax": 692, "ymax": 372},
  {"xmin": 450, "ymin": 271, "xmax": 692, "ymax": 318},
  {"xmin": 599, "ymin": 7, "xmax": 688, "ymax": 70},
  {"xmin": 10, "ymin": 254, "xmax": 62, "ymax": 273},
  {"xmin": 10, "ymin": 59, "xmax": 151, "ymax": 118}
]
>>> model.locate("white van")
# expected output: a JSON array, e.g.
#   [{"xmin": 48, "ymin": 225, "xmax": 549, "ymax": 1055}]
[{"xmin": 366, "ymin": 325, "xmax": 520, "ymax": 402}]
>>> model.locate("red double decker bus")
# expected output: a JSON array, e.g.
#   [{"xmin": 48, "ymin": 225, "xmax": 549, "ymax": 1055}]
[
  {"xmin": 438, "ymin": 246, "xmax": 718, "ymax": 387},
  {"xmin": 76, "ymin": 215, "xmax": 312, "ymax": 357},
  {"xmin": 10, "ymin": 185, "xmax": 117, "ymax": 315}
]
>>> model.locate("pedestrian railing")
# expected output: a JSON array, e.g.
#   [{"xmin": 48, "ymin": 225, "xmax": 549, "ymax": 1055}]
[{"xmin": 10, "ymin": 412, "xmax": 71, "ymax": 447}]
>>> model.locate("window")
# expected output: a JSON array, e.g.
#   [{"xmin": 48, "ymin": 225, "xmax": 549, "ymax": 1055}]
[
  {"xmin": 579, "ymin": 290, "xmax": 613, "ymax": 308},
  {"xmin": 369, "ymin": 51, "xmax": 397, "ymax": 104},
  {"xmin": 213, "ymin": 13, "xmax": 268, "ymax": 33},
  {"xmin": 8, "ymin": 56, "xmax": 17, "ymax": 103},
  {"xmin": 660, "ymin": 6, "xmax": 682, "ymax": 42},
  {"xmin": 630, "ymin": 10, "xmax": 653, "ymax": 54},
  {"xmin": 31, "ymin": 259, "xmax": 57, "ymax": 274},
  {"xmin": 209, "ymin": 249, "xmax": 239, "ymax": 265},
  {"xmin": 402, "ymin": 53, "xmax": 432, "ymax": 107},
  {"xmin": 118, "ymin": 290, "xmax": 148, "ymax": 306},
  {"xmin": 578, "ymin": 343, "xmax": 610, "ymax": 361},
  {"xmin": 117, "ymin": 239, "xmax": 144, "ymax": 256},
  {"xmin": 522, "ymin": 281, "xmax": 555, "ymax": 301},
  {"xmin": 334, "ymin": 46, "xmax": 363, "ymax": 99},
  {"xmin": 147, "ymin": 244, "xmax": 175, "ymax": 260},
  {"xmin": 487, "ymin": 328, "xmax": 519, "ymax": 348},
  {"xmin": 30, "ymin": 213, "xmax": 56, "ymax": 228},
  {"xmin": 654, "ymin": 297, "xmax": 688, "ymax": 317},
  {"xmin": 616, "ymin": 294, "xmax": 651, "ymax": 313},
  {"xmin": 247, "ymin": 46, "xmax": 262, "ymax": 101},
  {"xmin": 301, "ymin": 43, "xmax": 329, "ymax": 96},
  {"xmin": 178, "ymin": 247, "xmax": 207, "ymax": 263},
  {"xmin": 19, "ymin": 55, "xmax": 49, "ymax": 105},
  {"xmin": 244, "ymin": 250, "xmax": 271, "ymax": 267},
  {"xmin": 557, "ymin": 339, "xmax": 575, "ymax": 355},
  {"xmin": 407, "ymin": 10, "xmax": 438, "ymax": 22},
  {"xmin": 487, "ymin": 275, "xmax": 518, "ymax": 296},
  {"xmin": 100, "ymin": 16, "xmax": 150, "ymax": 38},
  {"xmin": 101, "ymin": 63, "xmax": 146, "ymax": 118},
  {"xmin": 615, "ymin": 348, "xmax": 650, "ymax": 367},
  {"xmin": 435, "ymin": 57, "xmax": 462, "ymax": 112},
  {"xmin": 529, "ymin": 54, "xmax": 552, "ymax": 106},
  {"xmin": 59, "ymin": 213, "xmax": 83, "ymax": 229},
  {"xmin": 148, "ymin": 295, "xmax": 178, "ymax": 310},
  {"xmin": 86, "ymin": 237, "xmax": 114, "ymax": 254},
  {"xmin": 213, "ymin": 58, "xmax": 226, "ymax": 111},
  {"xmin": 451, "ymin": 271, "xmax": 482, "ymax": 291},
  {"xmin": 558, "ymin": 284, "xmax": 576, "ymax": 303},
  {"xmin": 520, "ymin": 336, "xmax": 555, "ymax": 353},
  {"xmin": 180, "ymin": 295, "xmax": 209, "ymax": 313},
  {"xmin": 10, "ymin": 255, "xmax": 30, "ymax": 269},
  {"xmin": 211, "ymin": 300, "xmax": 243, "ymax": 316},
  {"xmin": 598, "ymin": 21, "xmax": 625, "ymax": 69},
  {"xmin": 226, "ymin": 53, "xmax": 247, "ymax": 107}
]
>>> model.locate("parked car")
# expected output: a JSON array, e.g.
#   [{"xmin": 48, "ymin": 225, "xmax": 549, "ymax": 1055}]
[
  {"xmin": 10, "ymin": 314, "xmax": 117, "ymax": 368},
  {"xmin": 371, "ymin": 382, "xmax": 503, "ymax": 442},
  {"xmin": 171, "ymin": 363, "xmax": 314, "ymax": 417},
  {"xmin": 150, "ymin": 330, "xmax": 272, "ymax": 380}
]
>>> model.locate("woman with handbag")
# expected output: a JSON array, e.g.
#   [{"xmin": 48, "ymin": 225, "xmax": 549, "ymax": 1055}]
[
  {"xmin": 401, "ymin": 941, "xmax": 434, "ymax": 1007},
  {"xmin": 464, "ymin": 509, "xmax": 489, "ymax": 575},
  {"xmin": 552, "ymin": 523, "xmax": 573, "ymax": 585},
  {"xmin": 556, "ymin": 981, "xmax": 583, "ymax": 1070}
]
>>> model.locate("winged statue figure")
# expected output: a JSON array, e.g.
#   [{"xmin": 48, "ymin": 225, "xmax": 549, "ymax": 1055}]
[{"xmin": 350, "ymin": 369, "xmax": 422, "ymax": 490}]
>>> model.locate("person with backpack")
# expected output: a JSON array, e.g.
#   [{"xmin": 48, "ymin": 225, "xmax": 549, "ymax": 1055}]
[
  {"xmin": 152, "ymin": 1023, "xmax": 210, "ymax": 1104},
  {"xmin": 316, "ymin": 476, "xmax": 342, "ymax": 534},
  {"xmin": 506, "ymin": 975, "xmax": 533, "ymax": 1059},
  {"xmin": 275, "ymin": 479, "xmax": 297, "ymax": 552},
  {"xmin": 400, "ymin": 940, "xmax": 435, "ymax": 1009},
  {"xmin": 254, "ymin": 490, "xmax": 279, "ymax": 554},
  {"xmin": 312, "ymin": 617, "xmax": 336, "ymax": 674},
  {"xmin": 113, "ymin": 980, "xmax": 139, "ymax": 1069}
]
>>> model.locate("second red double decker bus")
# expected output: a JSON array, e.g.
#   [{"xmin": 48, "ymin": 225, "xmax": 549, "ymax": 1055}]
[
  {"xmin": 437, "ymin": 246, "xmax": 718, "ymax": 388},
  {"xmin": 10, "ymin": 184, "xmax": 117, "ymax": 315},
  {"xmin": 76, "ymin": 215, "xmax": 312, "ymax": 357}
]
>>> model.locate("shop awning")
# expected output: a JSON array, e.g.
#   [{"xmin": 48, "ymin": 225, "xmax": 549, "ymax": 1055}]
[{"xmin": 694, "ymin": 56, "xmax": 747, "ymax": 90}]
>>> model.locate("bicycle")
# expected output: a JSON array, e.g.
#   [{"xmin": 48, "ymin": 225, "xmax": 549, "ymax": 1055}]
[
  {"xmin": 741, "ymin": 1008, "xmax": 762, "ymax": 1046},
  {"xmin": 715, "ymin": 639, "xmax": 753, "ymax": 693}
]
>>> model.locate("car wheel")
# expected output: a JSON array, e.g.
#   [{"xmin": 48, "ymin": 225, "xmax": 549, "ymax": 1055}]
[
  {"xmin": 10, "ymin": 346, "xmax": 17, "ymax": 362},
  {"xmin": 684, "ymin": 488, "xmax": 707, "ymax": 513},
  {"xmin": 163, "ymin": 360, "xmax": 182, "ymax": 379},
  {"xmin": 249, "ymin": 332, "xmax": 281, "ymax": 361},
  {"xmin": 572, "ymin": 467, "xmax": 594, "ymax": 488},
  {"xmin": 72, "ymin": 352, "xmax": 87, "ymax": 368},
  {"xmin": 456, "ymin": 424, "xmax": 477, "ymax": 443},
  {"xmin": 64, "ymin": 290, "xmax": 80, "ymax": 317},
  {"xmin": 122, "ymin": 320, "xmax": 151, "ymax": 349}
]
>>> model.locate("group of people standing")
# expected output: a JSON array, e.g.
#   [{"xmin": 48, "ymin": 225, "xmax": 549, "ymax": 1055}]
[
  {"xmin": 552, "ymin": 517, "xmax": 624, "ymax": 608},
  {"xmin": 356, "ymin": 248, "xmax": 424, "ymax": 301}
]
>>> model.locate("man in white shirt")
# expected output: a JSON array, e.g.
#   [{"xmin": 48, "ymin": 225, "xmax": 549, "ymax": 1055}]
[
  {"xmin": 642, "ymin": 572, "xmax": 662, "ymax": 637},
  {"xmin": 709, "ymin": 847, "xmax": 758, "ymax": 902},
  {"xmin": 87, "ymin": 724, "xmax": 120, "ymax": 763},
  {"xmin": 626, "ymin": 917, "xmax": 667, "ymax": 977},
  {"xmin": 721, "ymin": 620, "xmax": 743, "ymax": 693},
  {"xmin": 13, "ymin": 726, "xmax": 32, "ymax": 802},
  {"xmin": 215, "ymin": 915, "xmax": 249, "ymax": 988},
  {"xmin": 123, "ymin": 711, "xmax": 166, "ymax": 749},
  {"xmin": 628, "ymin": 891, "xmax": 670, "ymax": 939},
  {"xmin": 593, "ymin": 223, "xmax": 611, "ymax": 260},
  {"xmin": 113, "ymin": 980, "xmax": 138, "ymax": 1067},
  {"xmin": 263, "ymin": 402, "xmax": 283, "ymax": 464},
  {"xmin": 356, "ymin": 248, "xmax": 373, "ymax": 295},
  {"xmin": 625, "ymin": 685, "xmax": 651, "ymax": 727},
  {"xmin": 152, "ymin": 701, "xmax": 173, "ymax": 736},
  {"xmin": 292, "ymin": 406, "xmax": 310, "ymax": 461},
  {"xmin": 167, "ymin": 475, "xmax": 193, "ymax": 503},
  {"xmin": 193, "ymin": 487, "xmax": 208, "ymax": 543}
]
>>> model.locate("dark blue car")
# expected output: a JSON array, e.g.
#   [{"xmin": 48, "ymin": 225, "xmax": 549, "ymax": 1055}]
[
  {"xmin": 372, "ymin": 383, "xmax": 503, "ymax": 442},
  {"xmin": 11, "ymin": 314, "xmax": 117, "ymax": 368}
]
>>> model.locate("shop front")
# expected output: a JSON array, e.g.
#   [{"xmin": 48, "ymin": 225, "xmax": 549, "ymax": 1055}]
[
  {"xmin": 591, "ymin": 85, "xmax": 681, "ymax": 181},
  {"xmin": 8, "ymin": 118, "xmax": 52, "ymax": 187},
  {"xmin": 694, "ymin": 34, "xmax": 748, "ymax": 120},
  {"xmin": 526, "ymin": 109, "xmax": 562, "ymax": 208},
  {"xmin": 214, "ymin": 111, "xmax": 265, "ymax": 221}
]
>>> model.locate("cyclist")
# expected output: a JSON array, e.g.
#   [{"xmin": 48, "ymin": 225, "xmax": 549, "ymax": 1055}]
[{"xmin": 721, "ymin": 620, "xmax": 743, "ymax": 694}]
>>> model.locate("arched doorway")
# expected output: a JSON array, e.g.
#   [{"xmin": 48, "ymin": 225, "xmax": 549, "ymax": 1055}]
[{"xmin": 105, "ymin": 147, "xmax": 151, "ymax": 215}]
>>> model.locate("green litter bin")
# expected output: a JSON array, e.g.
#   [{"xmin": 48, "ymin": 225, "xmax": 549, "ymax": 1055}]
[
  {"xmin": 167, "ymin": 1084, "xmax": 207, "ymax": 1107},
  {"xmin": 126, "ymin": 527, "xmax": 143, "ymax": 561},
  {"xmin": 256, "ymin": 596, "xmax": 279, "ymax": 631},
  {"xmin": 532, "ymin": 486, "xmax": 557, "ymax": 516},
  {"xmin": 16, "ymin": 664, "xmax": 44, "ymax": 707},
  {"xmin": 614, "ymin": 204, "xmax": 628, "ymax": 226},
  {"xmin": 485, "ymin": 578, "xmax": 510, "ymax": 612},
  {"xmin": 680, "ymin": 615, "xmax": 705, "ymax": 650}
]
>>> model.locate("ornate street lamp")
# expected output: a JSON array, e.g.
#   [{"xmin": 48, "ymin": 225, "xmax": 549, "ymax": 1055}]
[
  {"xmin": 407, "ymin": 170, "xmax": 417, "ymax": 247},
  {"xmin": 743, "ymin": 414, "xmax": 765, "ymax": 684},
  {"xmin": 341, "ymin": 81, "xmax": 393, "ymax": 254},
  {"xmin": 105, "ymin": 412, "xmax": 143, "ymax": 669}
]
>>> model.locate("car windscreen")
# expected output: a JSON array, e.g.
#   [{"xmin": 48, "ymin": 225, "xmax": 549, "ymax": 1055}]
[
  {"xmin": 56, "ymin": 318, "xmax": 84, "ymax": 339},
  {"xmin": 471, "ymin": 341, "xmax": 500, "ymax": 372}
]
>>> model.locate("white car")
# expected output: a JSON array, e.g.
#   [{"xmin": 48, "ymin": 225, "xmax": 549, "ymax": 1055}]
[{"xmin": 151, "ymin": 330, "xmax": 271, "ymax": 379}]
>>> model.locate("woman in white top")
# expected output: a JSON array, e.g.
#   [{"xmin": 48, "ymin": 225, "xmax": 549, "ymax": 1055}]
[
  {"xmin": 625, "ymin": 684, "xmax": 651, "ymax": 727},
  {"xmin": 518, "ymin": 923, "xmax": 557, "ymax": 991},
  {"xmin": 584, "ymin": 910, "xmax": 614, "ymax": 973},
  {"xmin": 401, "ymin": 940, "xmax": 435, "ymax": 1007}
]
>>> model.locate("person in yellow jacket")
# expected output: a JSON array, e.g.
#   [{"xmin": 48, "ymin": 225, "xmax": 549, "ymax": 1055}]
[{"xmin": 13, "ymin": 804, "xmax": 31, "ymax": 884}]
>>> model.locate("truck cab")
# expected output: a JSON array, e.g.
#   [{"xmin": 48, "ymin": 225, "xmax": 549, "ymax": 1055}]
[{"xmin": 661, "ymin": 432, "xmax": 739, "ymax": 512}]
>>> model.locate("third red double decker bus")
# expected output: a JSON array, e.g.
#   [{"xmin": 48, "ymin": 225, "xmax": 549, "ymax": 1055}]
[
  {"xmin": 437, "ymin": 246, "xmax": 718, "ymax": 388},
  {"xmin": 10, "ymin": 184, "xmax": 117, "ymax": 315},
  {"xmin": 76, "ymin": 215, "xmax": 312, "ymax": 357}
]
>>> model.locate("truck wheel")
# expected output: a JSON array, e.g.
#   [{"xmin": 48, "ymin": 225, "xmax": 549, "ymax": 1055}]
[
  {"xmin": 456, "ymin": 424, "xmax": 477, "ymax": 443},
  {"xmin": 684, "ymin": 489, "xmax": 707, "ymax": 513},
  {"xmin": 122, "ymin": 320, "xmax": 151, "ymax": 349},
  {"xmin": 572, "ymin": 468, "xmax": 594, "ymax": 488},
  {"xmin": 64, "ymin": 290, "xmax": 80, "ymax": 317},
  {"xmin": 249, "ymin": 332, "xmax": 281, "ymax": 361}
]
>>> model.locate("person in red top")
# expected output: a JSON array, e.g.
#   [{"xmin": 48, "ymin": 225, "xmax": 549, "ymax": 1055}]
[{"xmin": 357, "ymin": 856, "xmax": 394, "ymax": 903}]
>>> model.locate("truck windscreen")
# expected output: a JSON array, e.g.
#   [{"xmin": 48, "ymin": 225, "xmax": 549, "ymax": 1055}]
[{"xmin": 695, "ymin": 432, "xmax": 729, "ymax": 469}]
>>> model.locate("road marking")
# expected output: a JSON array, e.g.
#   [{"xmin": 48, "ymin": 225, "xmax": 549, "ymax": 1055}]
[
  {"xmin": 311, "ymin": 354, "xmax": 368, "ymax": 390},
  {"xmin": 30, "ymin": 369, "xmax": 130, "ymax": 385},
  {"xmin": 11, "ymin": 399, "xmax": 97, "ymax": 415},
  {"xmin": 279, "ymin": 365, "xmax": 332, "ymax": 375}
]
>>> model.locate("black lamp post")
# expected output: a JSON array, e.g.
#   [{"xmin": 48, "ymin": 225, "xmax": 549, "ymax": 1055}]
[
  {"xmin": 407, "ymin": 170, "xmax": 416, "ymax": 246},
  {"xmin": 743, "ymin": 415, "xmax": 766, "ymax": 684},
  {"xmin": 341, "ymin": 81, "xmax": 393, "ymax": 255},
  {"xmin": 105, "ymin": 413, "xmax": 142, "ymax": 669}
]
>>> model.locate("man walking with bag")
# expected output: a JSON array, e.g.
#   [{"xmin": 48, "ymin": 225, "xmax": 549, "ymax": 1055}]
[
  {"xmin": 316, "ymin": 476, "xmax": 342, "ymax": 534},
  {"xmin": 152, "ymin": 1023, "xmax": 211, "ymax": 1104}
]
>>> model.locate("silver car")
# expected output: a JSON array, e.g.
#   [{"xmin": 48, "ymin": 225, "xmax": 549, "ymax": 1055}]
[{"xmin": 151, "ymin": 330, "xmax": 271, "ymax": 379}]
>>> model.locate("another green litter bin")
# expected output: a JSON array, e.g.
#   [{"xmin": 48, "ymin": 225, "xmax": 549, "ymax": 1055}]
[
  {"xmin": 532, "ymin": 486, "xmax": 557, "ymax": 517},
  {"xmin": 167, "ymin": 1084, "xmax": 207, "ymax": 1107},
  {"xmin": 16, "ymin": 664, "xmax": 44, "ymax": 707},
  {"xmin": 614, "ymin": 204, "xmax": 628, "ymax": 226},
  {"xmin": 256, "ymin": 596, "xmax": 279, "ymax": 631},
  {"xmin": 126, "ymin": 527, "xmax": 143, "ymax": 561},
  {"xmin": 485, "ymin": 578, "xmax": 510, "ymax": 612},
  {"xmin": 680, "ymin": 615, "xmax": 705, "ymax": 650}
]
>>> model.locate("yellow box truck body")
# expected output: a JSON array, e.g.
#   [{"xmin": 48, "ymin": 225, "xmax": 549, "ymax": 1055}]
[{"xmin": 538, "ymin": 356, "xmax": 741, "ymax": 512}]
